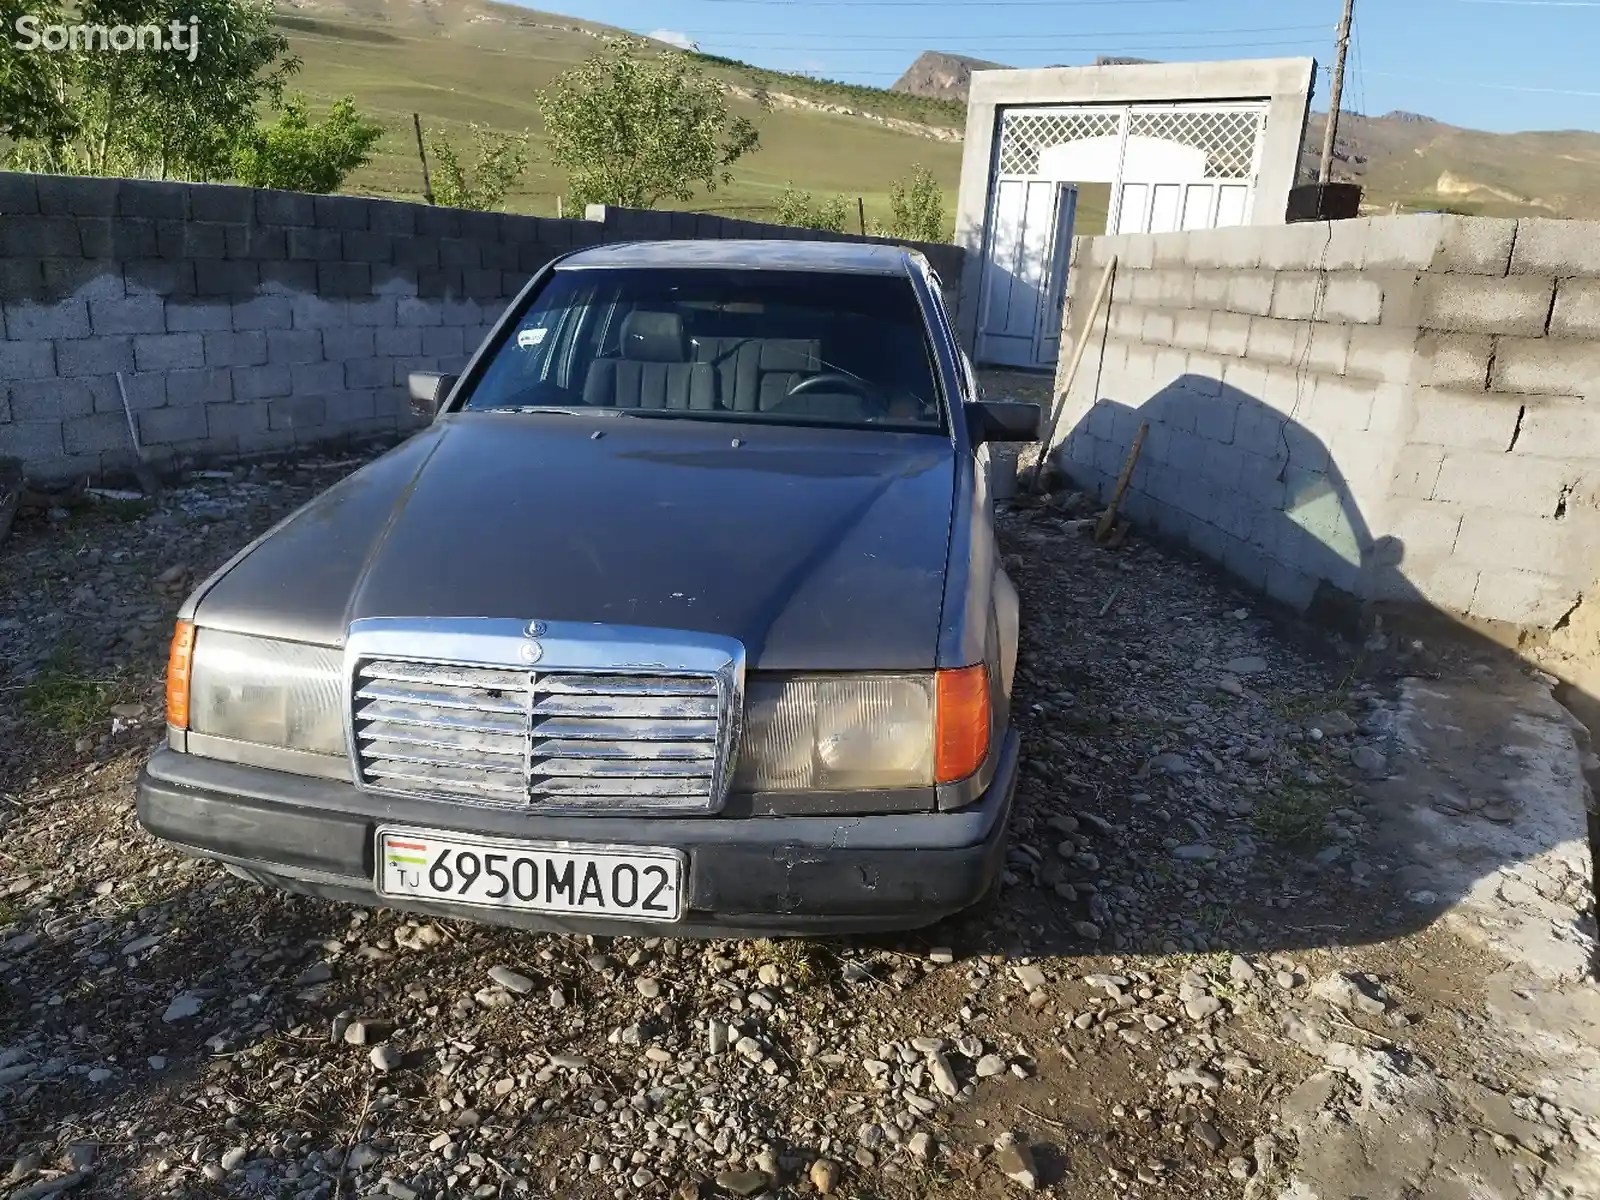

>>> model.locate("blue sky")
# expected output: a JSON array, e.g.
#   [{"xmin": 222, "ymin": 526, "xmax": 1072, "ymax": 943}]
[{"xmin": 517, "ymin": 0, "xmax": 1600, "ymax": 134}]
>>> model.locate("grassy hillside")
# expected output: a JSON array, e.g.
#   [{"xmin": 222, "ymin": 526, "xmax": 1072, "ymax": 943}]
[{"xmin": 272, "ymin": 0, "xmax": 964, "ymax": 232}]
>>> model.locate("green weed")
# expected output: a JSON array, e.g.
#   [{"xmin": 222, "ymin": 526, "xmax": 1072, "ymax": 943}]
[
  {"xmin": 1252, "ymin": 783, "xmax": 1333, "ymax": 846},
  {"xmin": 22, "ymin": 647, "xmax": 126, "ymax": 735}
]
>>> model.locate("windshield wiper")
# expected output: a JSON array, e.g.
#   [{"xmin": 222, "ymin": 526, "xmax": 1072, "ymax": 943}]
[{"xmin": 476, "ymin": 406, "xmax": 625, "ymax": 416}]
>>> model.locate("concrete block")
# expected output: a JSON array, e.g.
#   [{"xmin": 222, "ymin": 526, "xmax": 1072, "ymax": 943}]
[
  {"xmin": 1184, "ymin": 354, "xmax": 1226, "ymax": 393},
  {"xmin": 7, "ymin": 378, "xmax": 97, "ymax": 421},
  {"xmin": 1192, "ymin": 271, "xmax": 1228, "ymax": 308},
  {"xmin": 1432, "ymin": 216, "xmax": 1516, "ymax": 275},
  {"xmin": 1385, "ymin": 499, "xmax": 1464, "ymax": 559},
  {"xmin": 0, "ymin": 172, "xmax": 41, "ymax": 214},
  {"xmin": 291, "ymin": 362, "xmax": 345, "ymax": 393},
  {"xmin": 317, "ymin": 262, "xmax": 371, "ymax": 298},
  {"xmin": 125, "ymin": 260, "xmax": 196, "ymax": 297},
  {"xmin": 347, "ymin": 297, "xmax": 398, "ymax": 327},
  {"xmin": 1320, "ymin": 218, "xmax": 1370, "ymax": 271},
  {"xmin": 165, "ymin": 302, "xmax": 233, "ymax": 333},
  {"xmin": 1224, "ymin": 272, "xmax": 1275, "ymax": 317},
  {"xmin": 1164, "ymin": 427, "xmax": 1207, "ymax": 475},
  {"xmin": 369, "ymin": 200, "xmax": 418, "ymax": 237},
  {"xmin": 1420, "ymin": 332, "xmax": 1493, "ymax": 389},
  {"xmin": 258, "ymin": 262, "xmax": 317, "ymax": 294},
  {"xmin": 0, "ymin": 340, "xmax": 57, "ymax": 380},
  {"xmin": 375, "ymin": 327, "xmax": 423, "ymax": 357},
  {"xmin": 326, "ymin": 390, "xmax": 378, "ymax": 424},
  {"xmin": 1188, "ymin": 226, "xmax": 1262, "ymax": 270},
  {"xmin": 344, "ymin": 358, "xmax": 392, "ymax": 390},
  {"xmin": 441, "ymin": 298, "xmax": 483, "ymax": 327},
  {"xmin": 1194, "ymin": 394, "xmax": 1240, "ymax": 444},
  {"xmin": 287, "ymin": 295, "xmax": 346, "ymax": 330},
  {"xmin": 266, "ymin": 330, "xmax": 323, "ymax": 365},
  {"xmin": 232, "ymin": 295, "xmax": 292, "ymax": 331},
  {"xmin": 1419, "ymin": 274, "xmax": 1554, "ymax": 336},
  {"xmin": 38, "ymin": 176, "xmax": 116, "ymax": 217},
  {"xmin": 1365, "ymin": 215, "xmax": 1444, "ymax": 270},
  {"xmin": 157, "ymin": 221, "xmax": 227, "ymax": 260},
  {"xmin": 2, "ymin": 215, "xmax": 81, "ymax": 257},
  {"xmin": 1221, "ymin": 535, "xmax": 1272, "ymax": 591},
  {"xmin": 1258, "ymin": 366, "xmax": 1312, "ymax": 417},
  {"xmin": 88, "ymin": 295, "xmax": 165, "ymax": 335},
  {"xmin": 0, "ymin": 419, "xmax": 65, "ymax": 461},
  {"xmin": 397, "ymin": 297, "xmax": 444, "ymax": 328},
  {"xmin": 137, "ymin": 405, "xmax": 208, "ymax": 445},
  {"xmin": 321, "ymin": 328, "xmax": 376, "ymax": 360},
  {"xmin": 1514, "ymin": 399, "xmax": 1600, "ymax": 459},
  {"xmin": 1151, "ymin": 346, "xmax": 1189, "ymax": 387},
  {"xmin": 224, "ymin": 224, "xmax": 285, "ymax": 261},
  {"xmin": 1170, "ymin": 310, "xmax": 1211, "ymax": 352},
  {"xmin": 130, "ymin": 333, "xmax": 201, "ymax": 372},
  {"xmin": 1433, "ymin": 449, "xmax": 1577, "ymax": 517},
  {"xmin": 1185, "ymin": 517, "xmax": 1229, "ymax": 562},
  {"xmin": 269, "ymin": 395, "xmax": 327, "ymax": 431},
  {"xmin": 1408, "ymin": 387, "xmax": 1524, "ymax": 451},
  {"xmin": 1264, "ymin": 561, "xmax": 1318, "ymax": 610},
  {"xmin": 1142, "ymin": 308, "xmax": 1176, "ymax": 346},
  {"xmin": 194, "ymin": 260, "xmax": 259, "ymax": 297},
  {"xmin": 1344, "ymin": 325, "xmax": 1419, "ymax": 384},
  {"xmin": 342, "ymin": 230, "xmax": 393, "ymax": 264},
  {"xmin": 1320, "ymin": 274, "xmax": 1384, "ymax": 324},
  {"xmin": 62, "ymin": 412, "xmax": 133, "ymax": 455},
  {"xmin": 1233, "ymin": 402, "xmax": 1287, "ymax": 460},
  {"xmin": 1491, "ymin": 338, "xmax": 1600, "ymax": 394},
  {"xmin": 439, "ymin": 238, "xmax": 482, "ymax": 269},
  {"xmin": 1109, "ymin": 304, "xmax": 1145, "ymax": 340},
  {"xmin": 422, "ymin": 326, "xmax": 465, "ymax": 357},
  {"xmin": 1238, "ymin": 448, "xmax": 1287, "ymax": 507},
  {"xmin": 52, "ymin": 335, "xmax": 131, "ymax": 380},
  {"xmin": 204, "ymin": 330, "xmax": 268, "ymax": 368},
  {"xmin": 5, "ymin": 297, "xmax": 90, "ymax": 339},
  {"xmin": 1198, "ymin": 436, "xmax": 1241, "ymax": 486},
  {"xmin": 1259, "ymin": 222, "xmax": 1333, "ymax": 271},
  {"xmin": 1549, "ymin": 278, "xmax": 1600, "ymax": 338},
  {"xmin": 287, "ymin": 227, "xmax": 342, "ymax": 262},
  {"xmin": 1453, "ymin": 509, "xmax": 1575, "ymax": 576},
  {"xmin": 1269, "ymin": 272, "xmax": 1322, "ymax": 320},
  {"xmin": 165, "ymin": 368, "xmax": 232, "ymax": 405},
  {"xmin": 1403, "ymin": 558, "xmax": 1481, "ymax": 613},
  {"xmin": 1469, "ymin": 570, "xmax": 1583, "ymax": 627},
  {"xmin": 1244, "ymin": 316, "xmax": 1310, "ymax": 368},
  {"xmin": 1283, "ymin": 420, "xmax": 1330, "ymax": 474},
  {"xmin": 1305, "ymin": 376, "xmax": 1374, "ymax": 433},
  {"xmin": 205, "ymin": 401, "xmax": 270, "ymax": 437},
  {"xmin": 394, "ymin": 237, "xmax": 441, "ymax": 269},
  {"xmin": 1207, "ymin": 311, "xmax": 1251, "ymax": 357},
  {"xmin": 372, "ymin": 267, "xmax": 420, "ymax": 298},
  {"xmin": 1510, "ymin": 218, "xmax": 1600, "ymax": 277},
  {"xmin": 233, "ymin": 365, "xmax": 293, "ymax": 400},
  {"xmin": 1366, "ymin": 382, "xmax": 1410, "ymax": 436},
  {"xmin": 1390, "ymin": 445, "xmax": 1444, "ymax": 500}
]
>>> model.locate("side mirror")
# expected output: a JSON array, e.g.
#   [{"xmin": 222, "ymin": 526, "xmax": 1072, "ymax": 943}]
[
  {"xmin": 965, "ymin": 400, "xmax": 1042, "ymax": 445},
  {"xmin": 407, "ymin": 371, "xmax": 458, "ymax": 418}
]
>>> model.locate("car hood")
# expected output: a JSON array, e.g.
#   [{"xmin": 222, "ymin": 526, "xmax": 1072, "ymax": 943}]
[{"xmin": 193, "ymin": 412, "xmax": 957, "ymax": 671}]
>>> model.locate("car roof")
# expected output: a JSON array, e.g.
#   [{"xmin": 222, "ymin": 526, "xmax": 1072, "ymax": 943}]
[{"xmin": 558, "ymin": 239, "xmax": 922, "ymax": 275}]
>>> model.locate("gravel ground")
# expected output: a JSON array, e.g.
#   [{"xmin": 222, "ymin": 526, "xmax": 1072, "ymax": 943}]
[{"xmin": 2, "ymin": 447, "xmax": 1596, "ymax": 1200}]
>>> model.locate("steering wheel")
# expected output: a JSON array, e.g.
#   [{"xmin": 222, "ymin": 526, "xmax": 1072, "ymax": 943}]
[{"xmin": 786, "ymin": 372, "xmax": 875, "ymax": 399}]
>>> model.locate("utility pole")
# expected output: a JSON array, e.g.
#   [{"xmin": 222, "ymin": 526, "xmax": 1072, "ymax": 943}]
[{"xmin": 1317, "ymin": 0, "xmax": 1355, "ymax": 184}]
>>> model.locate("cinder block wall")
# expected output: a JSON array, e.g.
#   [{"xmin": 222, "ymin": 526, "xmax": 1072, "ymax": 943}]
[
  {"xmin": 1052, "ymin": 214, "xmax": 1600, "ymax": 633},
  {"xmin": 0, "ymin": 175, "xmax": 964, "ymax": 484}
]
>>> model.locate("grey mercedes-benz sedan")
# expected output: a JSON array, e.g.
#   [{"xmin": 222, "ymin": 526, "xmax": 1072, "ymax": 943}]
[{"xmin": 137, "ymin": 239, "xmax": 1039, "ymax": 935}]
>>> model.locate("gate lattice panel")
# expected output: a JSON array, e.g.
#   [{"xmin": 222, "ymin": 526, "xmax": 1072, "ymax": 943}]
[
  {"xmin": 1125, "ymin": 108, "xmax": 1261, "ymax": 178},
  {"xmin": 997, "ymin": 110, "xmax": 1121, "ymax": 177}
]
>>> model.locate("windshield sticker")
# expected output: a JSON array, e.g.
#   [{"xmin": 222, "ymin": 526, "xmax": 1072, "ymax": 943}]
[{"xmin": 516, "ymin": 327, "xmax": 548, "ymax": 349}]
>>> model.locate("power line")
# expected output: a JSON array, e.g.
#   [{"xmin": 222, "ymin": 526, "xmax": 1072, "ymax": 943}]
[
  {"xmin": 1362, "ymin": 68, "xmax": 1600, "ymax": 96},
  {"xmin": 673, "ymin": 23, "xmax": 1333, "ymax": 40}
]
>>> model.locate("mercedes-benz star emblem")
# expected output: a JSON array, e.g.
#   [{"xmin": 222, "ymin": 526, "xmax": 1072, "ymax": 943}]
[
  {"xmin": 519, "ymin": 640, "xmax": 543, "ymax": 664},
  {"xmin": 525, "ymin": 620, "xmax": 547, "ymax": 637}
]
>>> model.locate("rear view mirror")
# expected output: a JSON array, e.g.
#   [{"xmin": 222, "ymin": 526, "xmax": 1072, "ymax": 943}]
[
  {"xmin": 408, "ymin": 371, "xmax": 458, "ymax": 418},
  {"xmin": 965, "ymin": 400, "xmax": 1042, "ymax": 445}
]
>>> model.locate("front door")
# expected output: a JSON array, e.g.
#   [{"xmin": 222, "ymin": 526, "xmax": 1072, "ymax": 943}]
[
  {"xmin": 976, "ymin": 178, "xmax": 1058, "ymax": 369},
  {"xmin": 1033, "ymin": 184, "xmax": 1078, "ymax": 367}
]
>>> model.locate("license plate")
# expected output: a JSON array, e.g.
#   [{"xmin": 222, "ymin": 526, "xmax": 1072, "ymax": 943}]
[{"xmin": 375, "ymin": 827, "xmax": 684, "ymax": 922}]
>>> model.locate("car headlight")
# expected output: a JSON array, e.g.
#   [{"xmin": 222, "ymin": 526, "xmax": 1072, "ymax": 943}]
[
  {"xmin": 734, "ymin": 667, "xmax": 990, "ymax": 792},
  {"xmin": 182, "ymin": 627, "xmax": 345, "ymax": 756}
]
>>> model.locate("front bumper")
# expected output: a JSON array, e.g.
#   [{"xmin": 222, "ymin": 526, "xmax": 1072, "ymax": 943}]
[{"xmin": 135, "ymin": 730, "xmax": 1019, "ymax": 935}]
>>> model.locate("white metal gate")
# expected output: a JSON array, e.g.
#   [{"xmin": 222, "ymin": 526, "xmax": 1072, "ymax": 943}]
[{"xmin": 977, "ymin": 100, "xmax": 1268, "ymax": 368}]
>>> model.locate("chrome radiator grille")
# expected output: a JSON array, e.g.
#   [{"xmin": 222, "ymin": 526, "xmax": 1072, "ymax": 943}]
[{"xmin": 352, "ymin": 658, "xmax": 724, "ymax": 812}]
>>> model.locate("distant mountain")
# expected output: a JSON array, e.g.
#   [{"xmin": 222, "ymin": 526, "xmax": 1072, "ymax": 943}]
[{"xmin": 892, "ymin": 51, "xmax": 1008, "ymax": 102}]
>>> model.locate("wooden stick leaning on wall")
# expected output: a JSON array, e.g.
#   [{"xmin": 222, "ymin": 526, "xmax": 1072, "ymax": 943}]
[
  {"xmin": 413, "ymin": 114, "xmax": 435, "ymax": 205},
  {"xmin": 1031, "ymin": 255, "xmax": 1118, "ymax": 494},
  {"xmin": 1094, "ymin": 420, "xmax": 1149, "ymax": 544}
]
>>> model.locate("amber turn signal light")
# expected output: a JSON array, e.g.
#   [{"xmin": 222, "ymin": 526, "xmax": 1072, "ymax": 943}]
[
  {"xmin": 934, "ymin": 664, "xmax": 990, "ymax": 783},
  {"xmin": 166, "ymin": 621, "xmax": 196, "ymax": 730}
]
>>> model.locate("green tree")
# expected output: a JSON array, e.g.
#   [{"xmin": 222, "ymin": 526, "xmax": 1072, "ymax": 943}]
[
  {"xmin": 538, "ymin": 38, "xmax": 760, "ymax": 209},
  {"xmin": 0, "ymin": 0, "xmax": 74, "ymax": 144},
  {"xmin": 885, "ymin": 164, "xmax": 947, "ymax": 243},
  {"xmin": 426, "ymin": 123, "xmax": 531, "ymax": 211},
  {"xmin": 232, "ymin": 95, "xmax": 383, "ymax": 193},
  {"xmin": 774, "ymin": 183, "xmax": 849, "ymax": 233},
  {"xmin": 6, "ymin": 0, "xmax": 297, "ymax": 180}
]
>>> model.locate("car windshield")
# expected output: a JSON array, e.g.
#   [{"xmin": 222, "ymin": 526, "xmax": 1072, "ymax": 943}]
[{"xmin": 461, "ymin": 266, "xmax": 946, "ymax": 431}]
